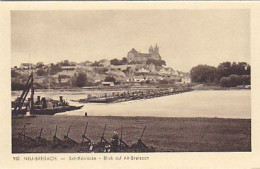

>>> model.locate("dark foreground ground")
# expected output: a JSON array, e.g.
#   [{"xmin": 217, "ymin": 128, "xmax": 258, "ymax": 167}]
[{"xmin": 12, "ymin": 115, "xmax": 251, "ymax": 153}]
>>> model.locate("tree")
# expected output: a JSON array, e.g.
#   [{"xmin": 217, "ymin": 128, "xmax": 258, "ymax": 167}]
[
  {"xmin": 220, "ymin": 74, "xmax": 250, "ymax": 87},
  {"xmin": 216, "ymin": 62, "xmax": 232, "ymax": 81},
  {"xmin": 91, "ymin": 61, "xmax": 100, "ymax": 67},
  {"xmin": 11, "ymin": 70, "xmax": 20, "ymax": 78},
  {"xmin": 190, "ymin": 65, "xmax": 217, "ymax": 83},
  {"xmin": 110, "ymin": 58, "xmax": 129, "ymax": 65},
  {"xmin": 36, "ymin": 68, "xmax": 47, "ymax": 76},
  {"xmin": 245, "ymin": 65, "xmax": 251, "ymax": 75},
  {"xmin": 241, "ymin": 75, "xmax": 250, "ymax": 85},
  {"xmin": 104, "ymin": 76, "xmax": 116, "ymax": 83},
  {"xmin": 98, "ymin": 68, "xmax": 108, "ymax": 74},
  {"xmin": 220, "ymin": 77, "xmax": 231, "ymax": 87},
  {"xmin": 231, "ymin": 62, "xmax": 249, "ymax": 75},
  {"xmin": 36, "ymin": 62, "xmax": 44, "ymax": 68},
  {"xmin": 50, "ymin": 64, "xmax": 62, "ymax": 75},
  {"xmin": 12, "ymin": 81, "xmax": 25, "ymax": 90},
  {"xmin": 215, "ymin": 62, "xmax": 250, "ymax": 83},
  {"xmin": 62, "ymin": 60, "xmax": 70, "ymax": 66},
  {"xmin": 191, "ymin": 62, "xmax": 251, "ymax": 85},
  {"xmin": 229, "ymin": 74, "xmax": 242, "ymax": 87},
  {"xmin": 146, "ymin": 59, "xmax": 166, "ymax": 67},
  {"xmin": 110, "ymin": 59, "xmax": 122, "ymax": 65},
  {"xmin": 122, "ymin": 57, "xmax": 128, "ymax": 64},
  {"xmin": 76, "ymin": 73, "xmax": 87, "ymax": 87}
]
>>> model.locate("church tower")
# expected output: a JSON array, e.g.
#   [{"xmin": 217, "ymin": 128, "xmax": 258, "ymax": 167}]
[
  {"xmin": 149, "ymin": 45, "xmax": 154, "ymax": 54},
  {"xmin": 154, "ymin": 44, "xmax": 159, "ymax": 54}
]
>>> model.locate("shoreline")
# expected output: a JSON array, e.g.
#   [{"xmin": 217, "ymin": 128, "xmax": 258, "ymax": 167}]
[
  {"xmin": 11, "ymin": 86, "xmax": 251, "ymax": 93},
  {"xmin": 14, "ymin": 114, "xmax": 251, "ymax": 120},
  {"xmin": 192, "ymin": 84, "xmax": 251, "ymax": 91},
  {"xmin": 54, "ymin": 115, "xmax": 251, "ymax": 120}
]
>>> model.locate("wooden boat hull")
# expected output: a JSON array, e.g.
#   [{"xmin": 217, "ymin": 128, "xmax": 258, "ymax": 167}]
[
  {"xmin": 12, "ymin": 105, "xmax": 84, "ymax": 116},
  {"xmin": 75, "ymin": 87, "xmax": 193, "ymax": 104},
  {"xmin": 87, "ymin": 98, "xmax": 116, "ymax": 103}
]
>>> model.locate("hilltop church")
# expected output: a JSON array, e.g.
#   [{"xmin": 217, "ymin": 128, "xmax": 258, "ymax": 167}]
[{"xmin": 127, "ymin": 44, "xmax": 162, "ymax": 64}]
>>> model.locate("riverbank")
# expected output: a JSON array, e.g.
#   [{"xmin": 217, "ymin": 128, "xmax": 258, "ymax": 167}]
[
  {"xmin": 12, "ymin": 115, "xmax": 251, "ymax": 153},
  {"xmin": 192, "ymin": 84, "xmax": 251, "ymax": 90},
  {"xmin": 11, "ymin": 83, "xmax": 250, "ymax": 95}
]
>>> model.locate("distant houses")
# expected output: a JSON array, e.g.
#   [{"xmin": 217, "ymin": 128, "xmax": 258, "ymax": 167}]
[
  {"xmin": 181, "ymin": 76, "xmax": 191, "ymax": 84},
  {"xmin": 20, "ymin": 63, "xmax": 35, "ymax": 70},
  {"xmin": 138, "ymin": 68, "xmax": 150, "ymax": 74},
  {"xmin": 58, "ymin": 66, "xmax": 76, "ymax": 77},
  {"xmin": 12, "ymin": 44, "xmax": 192, "ymax": 89},
  {"xmin": 100, "ymin": 81, "xmax": 115, "ymax": 87}
]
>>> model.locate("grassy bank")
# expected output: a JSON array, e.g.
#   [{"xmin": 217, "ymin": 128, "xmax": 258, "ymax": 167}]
[
  {"xmin": 12, "ymin": 116, "xmax": 251, "ymax": 153},
  {"xmin": 192, "ymin": 84, "xmax": 251, "ymax": 91}
]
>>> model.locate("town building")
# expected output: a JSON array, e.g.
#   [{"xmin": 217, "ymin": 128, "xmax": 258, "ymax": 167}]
[
  {"xmin": 181, "ymin": 76, "xmax": 191, "ymax": 84},
  {"xmin": 100, "ymin": 81, "xmax": 115, "ymax": 87},
  {"xmin": 147, "ymin": 63, "xmax": 156, "ymax": 73},
  {"xmin": 20, "ymin": 63, "xmax": 35, "ymax": 70},
  {"xmin": 127, "ymin": 44, "xmax": 162, "ymax": 64},
  {"xmin": 58, "ymin": 66, "xmax": 76, "ymax": 77},
  {"xmin": 138, "ymin": 68, "xmax": 150, "ymax": 74}
]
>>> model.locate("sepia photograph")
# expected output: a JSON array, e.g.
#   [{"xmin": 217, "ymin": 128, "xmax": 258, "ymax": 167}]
[{"xmin": 10, "ymin": 9, "xmax": 251, "ymax": 154}]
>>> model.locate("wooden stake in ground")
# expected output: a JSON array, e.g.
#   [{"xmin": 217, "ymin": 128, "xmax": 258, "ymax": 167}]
[
  {"xmin": 63, "ymin": 126, "xmax": 78, "ymax": 146},
  {"xmin": 119, "ymin": 125, "xmax": 129, "ymax": 151},
  {"xmin": 130, "ymin": 126, "xmax": 150, "ymax": 152},
  {"xmin": 35, "ymin": 128, "xmax": 48, "ymax": 146},
  {"xmin": 79, "ymin": 122, "xmax": 92, "ymax": 151},
  {"xmin": 18, "ymin": 123, "xmax": 36, "ymax": 143},
  {"xmin": 52, "ymin": 125, "xmax": 62, "ymax": 148},
  {"xmin": 98, "ymin": 124, "xmax": 110, "ymax": 152}
]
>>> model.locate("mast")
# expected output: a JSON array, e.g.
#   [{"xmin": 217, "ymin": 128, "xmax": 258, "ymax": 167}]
[
  {"xmin": 13, "ymin": 56, "xmax": 35, "ymax": 115},
  {"xmin": 28, "ymin": 54, "xmax": 34, "ymax": 115},
  {"xmin": 48, "ymin": 65, "xmax": 51, "ymax": 92},
  {"xmin": 30, "ymin": 72, "xmax": 34, "ymax": 115},
  {"xmin": 28, "ymin": 57, "xmax": 34, "ymax": 115}
]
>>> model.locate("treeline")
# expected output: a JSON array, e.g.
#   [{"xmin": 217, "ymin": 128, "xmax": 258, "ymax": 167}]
[
  {"xmin": 36, "ymin": 63, "xmax": 64, "ymax": 76},
  {"xmin": 35, "ymin": 60, "xmax": 77, "ymax": 77},
  {"xmin": 190, "ymin": 62, "xmax": 250, "ymax": 87},
  {"xmin": 11, "ymin": 73, "xmax": 45, "ymax": 90},
  {"xmin": 110, "ymin": 57, "xmax": 128, "ymax": 65},
  {"xmin": 109, "ymin": 57, "xmax": 166, "ymax": 67},
  {"xmin": 67, "ymin": 72, "xmax": 118, "ymax": 88}
]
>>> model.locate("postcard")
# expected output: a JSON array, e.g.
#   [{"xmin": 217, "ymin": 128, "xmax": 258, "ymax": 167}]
[{"xmin": 0, "ymin": 2, "xmax": 260, "ymax": 169}]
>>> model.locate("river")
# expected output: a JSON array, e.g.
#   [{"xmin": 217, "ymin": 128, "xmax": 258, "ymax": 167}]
[{"xmin": 11, "ymin": 90, "xmax": 251, "ymax": 119}]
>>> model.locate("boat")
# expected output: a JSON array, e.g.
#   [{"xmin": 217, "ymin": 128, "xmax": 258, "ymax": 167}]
[
  {"xmin": 32, "ymin": 105, "xmax": 84, "ymax": 115},
  {"xmin": 12, "ymin": 72, "xmax": 83, "ymax": 116},
  {"xmin": 73, "ymin": 87, "xmax": 193, "ymax": 104},
  {"xmin": 12, "ymin": 102, "xmax": 84, "ymax": 116},
  {"xmin": 87, "ymin": 97, "xmax": 116, "ymax": 103}
]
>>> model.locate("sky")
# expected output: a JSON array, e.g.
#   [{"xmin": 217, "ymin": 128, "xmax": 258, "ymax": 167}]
[{"xmin": 11, "ymin": 10, "xmax": 250, "ymax": 72}]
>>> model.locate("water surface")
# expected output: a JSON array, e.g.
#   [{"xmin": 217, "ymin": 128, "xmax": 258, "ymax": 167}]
[{"xmin": 11, "ymin": 90, "xmax": 251, "ymax": 119}]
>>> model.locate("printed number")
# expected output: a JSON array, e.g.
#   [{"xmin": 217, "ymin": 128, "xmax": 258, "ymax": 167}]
[{"xmin": 13, "ymin": 157, "xmax": 20, "ymax": 161}]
